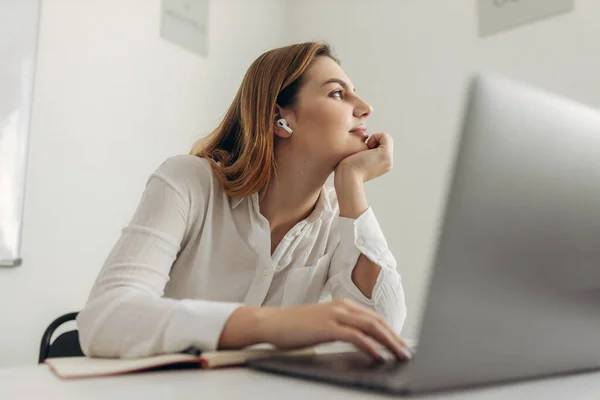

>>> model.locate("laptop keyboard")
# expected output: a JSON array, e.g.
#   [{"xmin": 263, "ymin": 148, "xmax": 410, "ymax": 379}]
[{"xmin": 248, "ymin": 351, "xmax": 410, "ymax": 392}]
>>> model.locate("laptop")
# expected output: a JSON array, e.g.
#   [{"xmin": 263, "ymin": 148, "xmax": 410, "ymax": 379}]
[{"xmin": 248, "ymin": 73, "xmax": 600, "ymax": 395}]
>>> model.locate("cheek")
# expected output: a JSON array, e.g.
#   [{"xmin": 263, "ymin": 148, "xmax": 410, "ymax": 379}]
[{"xmin": 300, "ymin": 101, "xmax": 348, "ymax": 141}]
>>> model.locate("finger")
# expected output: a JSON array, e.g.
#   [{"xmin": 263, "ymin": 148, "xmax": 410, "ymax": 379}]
[
  {"xmin": 366, "ymin": 135, "xmax": 378, "ymax": 149},
  {"xmin": 334, "ymin": 326, "xmax": 386, "ymax": 361},
  {"xmin": 383, "ymin": 133, "xmax": 393, "ymax": 156},
  {"xmin": 366, "ymin": 134, "xmax": 380, "ymax": 149},
  {"xmin": 338, "ymin": 299, "xmax": 410, "ymax": 355},
  {"xmin": 337, "ymin": 312, "xmax": 411, "ymax": 361},
  {"xmin": 366, "ymin": 132, "xmax": 392, "ymax": 148}
]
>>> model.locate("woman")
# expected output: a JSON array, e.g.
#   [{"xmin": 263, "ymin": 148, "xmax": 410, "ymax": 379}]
[{"xmin": 77, "ymin": 42, "xmax": 409, "ymax": 361}]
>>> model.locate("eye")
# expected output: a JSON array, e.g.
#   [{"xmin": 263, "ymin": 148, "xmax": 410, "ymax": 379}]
[{"xmin": 330, "ymin": 89, "xmax": 343, "ymax": 99}]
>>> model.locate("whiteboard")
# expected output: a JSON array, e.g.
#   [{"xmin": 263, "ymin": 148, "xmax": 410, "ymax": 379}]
[{"xmin": 0, "ymin": 0, "xmax": 40, "ymax": 267}]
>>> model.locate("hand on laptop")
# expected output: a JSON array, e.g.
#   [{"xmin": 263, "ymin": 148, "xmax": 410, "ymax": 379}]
[{"xmin": 258, "ymin": 298, "xmax": 411, "ymax": 361}]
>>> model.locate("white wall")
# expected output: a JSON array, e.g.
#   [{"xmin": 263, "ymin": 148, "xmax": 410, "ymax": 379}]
[
  {"xmin": 286, "ymin": 0, "xmax": 600, "ymax": 341},
  {"xmin": 3, "ymin": 0, "xmax": 600, "ymax": 367},
  {"xmin": 0, "ymin": 0, "xmax": 286, "ymax": 367}
]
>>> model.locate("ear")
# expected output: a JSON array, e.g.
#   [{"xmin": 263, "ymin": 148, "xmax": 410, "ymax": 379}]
[{"xmin": 274, "ymin": 104, "xmax": 295, "ymax": 139}]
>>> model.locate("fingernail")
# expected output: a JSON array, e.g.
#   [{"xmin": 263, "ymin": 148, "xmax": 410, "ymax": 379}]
[
  {"xmin": 400, "ymin": 347, "xmax": 412, "ymax": 360},
  {"xmin": 379, "ymin": 350, "xmax": 391, "ymax": 361}
]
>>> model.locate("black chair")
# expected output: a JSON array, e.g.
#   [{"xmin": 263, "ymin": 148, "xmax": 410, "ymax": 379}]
[{"xmin": 38, "ymin": 312, "xmax": 84, "ymax": 363}]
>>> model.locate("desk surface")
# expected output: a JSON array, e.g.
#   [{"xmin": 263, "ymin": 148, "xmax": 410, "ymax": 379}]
[{"xmin": 2, "ymin": 362, "xmax": 600, "ymax": 400}]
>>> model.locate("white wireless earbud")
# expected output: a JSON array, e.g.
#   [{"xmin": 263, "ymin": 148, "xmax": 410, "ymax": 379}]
[{"xmin": 277, "ymin": 118, "xmax": 293, "ymax": 134}]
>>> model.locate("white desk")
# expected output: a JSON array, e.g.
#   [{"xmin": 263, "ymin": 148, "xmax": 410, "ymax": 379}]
[{"xmin": 1, "ymin": 363, "xmax": 600, "ymax": 400}]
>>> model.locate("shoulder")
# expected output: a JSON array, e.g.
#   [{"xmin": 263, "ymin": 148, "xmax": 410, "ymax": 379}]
[
  {"xmin": 155, "ymin": 154, "xmax": 212, "ymax": 181},
  {"xmin": 151, "ymin": 154, "xmax": 216, "ymax": 201}
]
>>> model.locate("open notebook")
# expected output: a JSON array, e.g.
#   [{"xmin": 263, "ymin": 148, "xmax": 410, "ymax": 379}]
[{"xmin": 45, "ymin": 345, "xmax": 317, "ymax": 379}]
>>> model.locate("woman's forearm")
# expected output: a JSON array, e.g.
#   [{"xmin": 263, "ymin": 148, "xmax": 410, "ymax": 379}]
[
  {"xmin": 217, "ymin": 306, "xmax": 269, "ymax": 349},
  {"xmin": 334, "ymin": 168, "xmax": 382, "ymax": 299}
]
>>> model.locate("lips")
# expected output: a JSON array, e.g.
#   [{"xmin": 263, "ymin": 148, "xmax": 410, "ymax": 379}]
[{"xmin": 350, "ymin": 126, "xmax": 368, "ymax": 141}]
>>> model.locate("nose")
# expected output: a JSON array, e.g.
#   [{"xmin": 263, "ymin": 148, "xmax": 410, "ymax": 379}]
[{"xmin": 354, "ymin": 96, "xmax": 373, "ymax": 119}]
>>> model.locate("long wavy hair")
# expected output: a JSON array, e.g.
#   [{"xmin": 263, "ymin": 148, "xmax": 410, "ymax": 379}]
[{"xmin": 190, "ymin": 41, "xmax": 339, "ymax": 198}]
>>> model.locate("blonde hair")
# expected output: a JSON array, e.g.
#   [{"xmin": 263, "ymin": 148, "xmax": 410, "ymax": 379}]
[{"xmin": 190, "ymin": 41, "xmax": 339, "ymax": 198}]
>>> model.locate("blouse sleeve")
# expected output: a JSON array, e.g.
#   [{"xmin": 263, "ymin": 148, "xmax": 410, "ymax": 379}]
[
  {"xmin": 77, "ymin": 155, "xmax": 242, "ymax": 358},
  {"xmin": 325, "ymin": 207, "xmax": 407, "ymax": 334}
]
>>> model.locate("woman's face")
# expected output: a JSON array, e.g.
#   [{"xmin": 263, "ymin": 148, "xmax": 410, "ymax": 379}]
[{"xmin": 277, "ymin": 56, "xmax": 373, "ymax": 168}]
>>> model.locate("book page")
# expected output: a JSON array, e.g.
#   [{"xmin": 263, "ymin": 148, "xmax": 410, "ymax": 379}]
[
  {"xmin": 201, "ymin": 346, "xmax": 315, "ymax": 368},
  {"xmin": 45, "ymin": 346, "xmax": 317, "ymax": 379},
  {"xmin": 46, "ymin": 353, "xmax": 201, "ymax": 379}
]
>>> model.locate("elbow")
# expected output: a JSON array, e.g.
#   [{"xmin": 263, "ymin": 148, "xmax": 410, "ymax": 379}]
[
  {"xmin": 76, "ymin": 296, "xmax": 118, "ymax": 357},
  {"xmin": 395, "ymin": 278, "xmax": 408, "ymax": 335},
  {"xmin": 76, "ymin": 304, "xmax": 99, "ymax": 357},
  {"xmin": 76, "ymin": 288, "xmax": 165, "ymax": 359},
  {"xmin": 76, "ymin": 290, "xmax": 133, "ymax": 358},
  {"xmin": 380, "ymin": 272, "xmax": 407, "ymax": 335}
]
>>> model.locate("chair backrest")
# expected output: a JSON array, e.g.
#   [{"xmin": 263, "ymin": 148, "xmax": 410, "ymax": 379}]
[{"xmin": 39, "ymin": 312, "xmax": 84, "ymax": 363}]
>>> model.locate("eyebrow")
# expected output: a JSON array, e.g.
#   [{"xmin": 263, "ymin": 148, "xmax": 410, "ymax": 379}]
[{"xmin": 321, "ymin": 78, "xmax": 356, "ymax": 92}]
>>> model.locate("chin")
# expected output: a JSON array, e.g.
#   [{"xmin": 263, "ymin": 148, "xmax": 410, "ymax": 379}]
[
  {"xmin": 330, "ymin": 143, "xmax": 366, "ymax": 165},
  {"xmin": 347, "ymin": 139, "xmax": 369, "ymax": 154},
  {"xmin": 321, "ymin": 138, "xmax": 368, "ymax": 165}
]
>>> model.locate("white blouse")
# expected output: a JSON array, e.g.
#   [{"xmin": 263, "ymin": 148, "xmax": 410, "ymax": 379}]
[{"xmin": 77, "ymin": 155, "xmax": 407, "ymax": 358}]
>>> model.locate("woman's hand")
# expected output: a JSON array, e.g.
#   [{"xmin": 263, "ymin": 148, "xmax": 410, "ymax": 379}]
[
  {"xmin": 332, "ymin": 132, "xmax": 393, "ymax": 219},
  {"xmin": 261, "ymin": 299, "xmax": 411, "ymax": 361},
  {"xmin": 219, "ymin": 298, "xmax": 411, "ymax": 361},
  {"xmin": 335, "ymin": 133, "xmax": 394, "ymax": 183}
]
